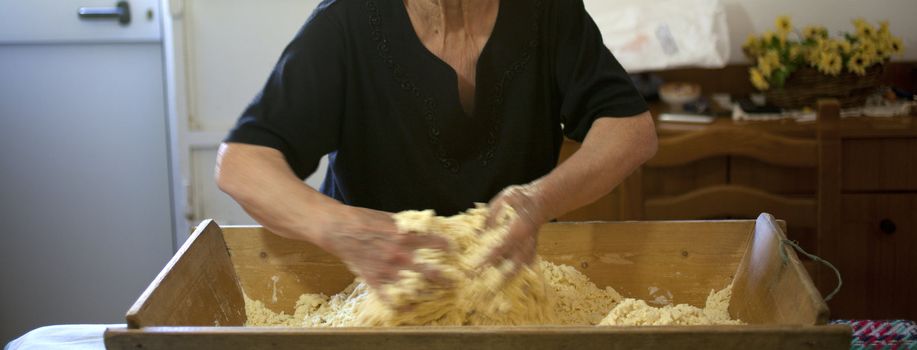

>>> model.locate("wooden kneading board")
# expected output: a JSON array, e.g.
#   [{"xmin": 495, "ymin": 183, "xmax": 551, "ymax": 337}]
[{"xmin": 104, "ymin": 214, "xmax": 851, "ymax": 349}]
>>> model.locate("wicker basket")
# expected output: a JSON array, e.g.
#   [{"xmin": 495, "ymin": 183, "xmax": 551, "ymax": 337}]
[{"xmin": 765, "ymin": 65, "xmax": 884, "ymax": 109}]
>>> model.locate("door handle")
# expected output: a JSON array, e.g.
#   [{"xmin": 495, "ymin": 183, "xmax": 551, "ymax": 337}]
[{"xmin": 78, "ymin": 1, "xmax": 131, "ymax": 25}]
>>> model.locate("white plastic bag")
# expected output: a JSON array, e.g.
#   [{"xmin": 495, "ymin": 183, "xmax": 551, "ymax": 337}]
[{"xmin": 585, "ymin": 0, "xmax": 731, "ymax": 72}]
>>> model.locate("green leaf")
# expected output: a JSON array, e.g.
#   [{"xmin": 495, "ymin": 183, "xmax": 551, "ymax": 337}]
[{"xmin": 772, "ymin": 68, "xmax": 789, "ymax": 89}]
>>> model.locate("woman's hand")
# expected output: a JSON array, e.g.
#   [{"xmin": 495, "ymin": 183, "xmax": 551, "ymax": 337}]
[
  {"xmin": 479, "ymin": 184, "xmax": 549, "ymax": 278},
  {"xmin": 317, "ymin": 207, "xmax": 452, "ymax": 300}
]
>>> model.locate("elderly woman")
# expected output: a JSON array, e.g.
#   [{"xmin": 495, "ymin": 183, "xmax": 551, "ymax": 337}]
[{"xmin": 216, "ymin": 0, "xmax": 657, "ymax": 295}]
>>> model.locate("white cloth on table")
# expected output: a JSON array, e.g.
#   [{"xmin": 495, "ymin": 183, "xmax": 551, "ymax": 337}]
[{"xmin": 5, "ymin": 324, "xmax": 121, "ymax": 350}]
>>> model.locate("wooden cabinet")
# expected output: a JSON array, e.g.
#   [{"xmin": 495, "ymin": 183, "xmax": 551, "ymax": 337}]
[
  {"xmin": 841, "ymin": 138, "xmax": 917, "ymax": 192},
  {"xmin": 826, "ymin": 194, "xmax": 917, "ymax": 319},
  {"xmin": 817, "ymin": 102, "xmax": 917, "ymax": 320}
]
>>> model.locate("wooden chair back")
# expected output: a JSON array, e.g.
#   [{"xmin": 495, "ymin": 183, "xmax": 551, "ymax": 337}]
[{"xmin": 638, "ymin": 119, "xmax": 819, "ymax": 228}]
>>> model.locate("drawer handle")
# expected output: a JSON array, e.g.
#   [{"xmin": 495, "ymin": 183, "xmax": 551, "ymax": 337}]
[
  {"xmin": 78, "ymin": 1, "xmax": 132, "ymax": 25},
  {"xmin": 880, "ymin": 219, "xmax": 897, "ymax": 235}
]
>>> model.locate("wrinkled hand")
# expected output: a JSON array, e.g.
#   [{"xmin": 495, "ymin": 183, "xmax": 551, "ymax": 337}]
[
  {"xmin": 320, "ymin": 207, "xmax": 451, "ymax": 302},
  {"xmin": 479, "ymin": 184, "xmax": 549, "ymax": 279}
]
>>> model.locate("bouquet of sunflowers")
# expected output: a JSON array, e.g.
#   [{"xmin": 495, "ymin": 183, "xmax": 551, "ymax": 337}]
[{"xmin": 743, "ymin": 16, "xmax": 904, "ymax": 108}]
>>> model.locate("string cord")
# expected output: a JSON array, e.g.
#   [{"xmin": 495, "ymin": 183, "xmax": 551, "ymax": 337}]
[{"xmin": 780, "ymin": 239, "xmax": 843, "ymax": 302}]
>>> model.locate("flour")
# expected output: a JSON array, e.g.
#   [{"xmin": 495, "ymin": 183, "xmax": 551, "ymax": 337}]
[{"xmin": 243, "ymin": 206, "xmax": 743, "ymax": 327}]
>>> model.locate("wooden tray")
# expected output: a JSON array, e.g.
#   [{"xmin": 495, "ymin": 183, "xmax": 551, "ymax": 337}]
[{"xmin": 104, "ymin": 214, "xmax": 850, "ymax": 349}]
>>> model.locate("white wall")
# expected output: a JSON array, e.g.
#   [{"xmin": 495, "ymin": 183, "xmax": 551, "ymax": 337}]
[
  {"xmin": 171, "ymin": 0, "xmax": 324, "ymax": 226},
  {"xmin": 586, "ymin": 0, "xmax": 917, "ymax": 63}
]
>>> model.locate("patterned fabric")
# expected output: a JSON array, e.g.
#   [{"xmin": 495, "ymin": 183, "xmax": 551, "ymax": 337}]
[{"xmin": 831, "ymin": 320, "xmax": 917, "ymax": 350}]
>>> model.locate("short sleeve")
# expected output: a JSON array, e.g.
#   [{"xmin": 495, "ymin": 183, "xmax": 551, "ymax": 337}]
[
  {"xmin": 224, "ymin": 7, "xmax": 345, "ymax": 179},
  {"xmin": 553, "ymin": 0, "xmax": 648, "ymax": 142}
]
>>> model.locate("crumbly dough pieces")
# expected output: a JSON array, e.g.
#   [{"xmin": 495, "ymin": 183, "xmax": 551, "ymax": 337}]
[
  {"xmin": 598, "ymin": 285, "xmax": 742, "ymax": 326},
  {"xmin": 243, "ymin": 206, "xmax": 743, "ymax": 327}
]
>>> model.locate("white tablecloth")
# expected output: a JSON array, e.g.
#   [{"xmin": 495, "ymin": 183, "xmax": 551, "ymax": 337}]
[{"xmin": 5, "ymin": 324, "xmax": 121, "ymax": 350}]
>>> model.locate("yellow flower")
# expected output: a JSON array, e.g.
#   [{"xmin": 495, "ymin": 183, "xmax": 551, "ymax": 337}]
[
  {"xmin": 789, "ymin": 46, "xmax": 803, "ymax": 61},
  {"xmin": 854, "ymin": 18, "xmax": 876, "ymax": 39},
  {"xmin": 858, "ymin": 40, "xmax": 876, "ymax": 52},
  {"xmin": 743, "ymin": 34, "xmax": 758, "ymax": 49},
  {"xmin": 802, "ymin": 26, "xmax": 819, "ymax": 40},
  {"xmin": 847, "ymin": 53, "xmax": 868, "ymax": 76},
  {"xmin": 879, "ymin": 20, "xmax": 890, "ymax": 35},
  {"xmin": 806, "ymin": 40, "xmax": 825, "ymax": 64},
  {"xmin": 749, "ymin": 67, "xmax": 770, "ymax": 91},
  {"xmin": 764, "ymin": 50, "xmax": 781, "ymax": 66},
  {"xmin": 743, "ymin": 34, "xmax": 761, "ymax": 56},
  {"xmin": 755, "ymin": 50, "xmax": 781, "ymax": 78},
  {"xmin": 890, "ymin": 36, "xmax": 904, "ymax": 54},
  {"xmin": 757, "ymin": 58, "xmax": 774, "ymax": 78},
  {"xmin": 817, "ymin": 51, "xmax": 843, "ymax": 76},
  {"xmin": 839, "ymin": 40, "xmax": 853, "ymax": 54},
  {"xmin": 877, "ymin": 36, "xmax": 892, "ymax": 53},
  {"xmin": 875, "ymin": 47, "xmax": 889, "ymax": 61},
  {"xmin": 775, "ymin": 16, "xmax": 793, "ymax": 34},
  {"xmin": 762, "ymin": 31, "xmax": 776, "ymax": 45},
  {"xmin": 856, "ymin": 41, "xmax": 878, "ymax": 63}
]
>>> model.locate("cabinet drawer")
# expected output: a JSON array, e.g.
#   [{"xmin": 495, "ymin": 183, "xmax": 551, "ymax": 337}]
[
  {"xmin": 823, "ymin": 194, "xmax": 917, "ymax": 319},
  {"xmin": 842, "ymin": 138, "xmax": 917, "ymax": 192}
]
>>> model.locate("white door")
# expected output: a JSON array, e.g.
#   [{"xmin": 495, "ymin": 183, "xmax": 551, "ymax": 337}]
[{"xmin": 0, "ymin": 0, "xmax": 174, "ymax": 343}]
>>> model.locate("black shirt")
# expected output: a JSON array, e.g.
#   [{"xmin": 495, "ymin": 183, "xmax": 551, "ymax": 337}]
[{"xmin": 225, "ymin": 0, "xmax": 647, "ymax": 216}]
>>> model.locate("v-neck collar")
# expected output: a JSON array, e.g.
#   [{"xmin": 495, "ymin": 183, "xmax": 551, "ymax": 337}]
[{"xmin": 394, "ymin": 0, "xmax": 505, "ymax": 118}]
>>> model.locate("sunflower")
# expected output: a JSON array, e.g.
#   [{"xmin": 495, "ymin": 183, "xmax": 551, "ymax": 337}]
[
  {"xmin": 839, "ymin": 40, "xmax": 853, "ymax": 54},
  {"xmin": 743, "ymin": 34, "xmax": 761, "ymax": 56},
  {"xmin": 846, "ymin": 53, "xmax": 868, "ymax": 76},
  {"xmin": 852, "ymin": 18, "xmax": 868, "ymax": 32},
  {"xmin": 856, "ymin": 41, "xmax": 878, "ymax": 64},
  {"xmin": 789, "ymin": 46, "xmax": 803, "ymax": 61},
  {"xmin": 749, "ymin": 67, "xmax": 770, "ymax": 91},
  {"xmin": 775, "ymin": 16, "xmax": 793, "ymax": 34},
  {"xmin": 778, "ymin": 32, "xmax": 788, "ymax": 47},
  {"xmin": 817, "ymin": 51, "xmax": 843, "ymax": 76},
  {"xmin": 802, "ymin": 26, "xmax": 828, "ymax": 40},
  {"xmin": 757, "ymin": 58, "xmax": 774, "ymax": 77},
  {"xmin": 806, "ymin": 40, "xmax": 825, "ymax": 64},
  {"xmin": 764, "ymin": 50, "xmax": 781, "ymax": 66},
  {"xmin": 857, "ymin": 40, "xmax": 876, "ymax": 53},
  {"xmin": 888, "ymin": 37, "xmax": 904, "ymax": 55},
  {"xmin": 762, "ymin": 31, "xmax": 776, "ymax": 45},
  {"xmin": 878, "ymin": 20, "xmax": 890, "ymax": 36},
  {"xmin": 875, "ymin": 47, "xmax": 889, "ymax": 61},
  {"xmin": 854, "ymin": 18, "xmax": 876, "ymax": 39}
]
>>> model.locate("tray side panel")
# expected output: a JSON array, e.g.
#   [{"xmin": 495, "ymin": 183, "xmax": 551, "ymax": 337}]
[
  {"xmin": 222, "ymin": 227, "xmax": 355, "ymax": 314},
  {"xmin": 729, "ymin": 214, "xmax": 830, "ymax": 325},
  {"xmin": 104, "ymin": 325, "xmax": 851, "ymax": 350},
  {"xmin": 125, "ymin": 220, "xmax": 245, "ymax": 327},
  {"xmin": 539, "ymin": 220, "xmax": 753, "ymax": 307}
]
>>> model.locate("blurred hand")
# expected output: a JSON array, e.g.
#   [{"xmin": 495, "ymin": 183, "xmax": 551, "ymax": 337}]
[
  {"xmin": 478, "ymin": 184, "xmax": 549, "ymax": 279},
  {"xmin": 319, "ymin": 207, "xmax": 451, "ymax": 302}
]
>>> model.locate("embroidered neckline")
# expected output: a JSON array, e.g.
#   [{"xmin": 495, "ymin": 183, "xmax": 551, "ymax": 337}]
[{"xmin": 365, "ymin": 0, "xmax": 543, "ymax": 173}]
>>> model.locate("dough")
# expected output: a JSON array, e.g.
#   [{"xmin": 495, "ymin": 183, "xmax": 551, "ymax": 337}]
[
  {"xmin": 243, "ymin": 206, "xmax": 744, "ymax": 327},
  {"xmin": 598, "ymin": 285, "xmax": 742, "ymax": 326}
]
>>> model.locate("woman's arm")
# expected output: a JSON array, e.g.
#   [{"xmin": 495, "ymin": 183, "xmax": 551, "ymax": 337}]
[
  {"xmin": 215, "ymin": 143, "xmax": 343, "ymax": 245},
  {"xmin": 483, "ymin": 112, "xmax": 657, "ymax": 269},
  {"xmin": 215, "ymin": 143, "xmax": 450, "ymax": 295},
  {"xmin": 536, "ymin": 111, "xmax": 657, "ymax": 220}
]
